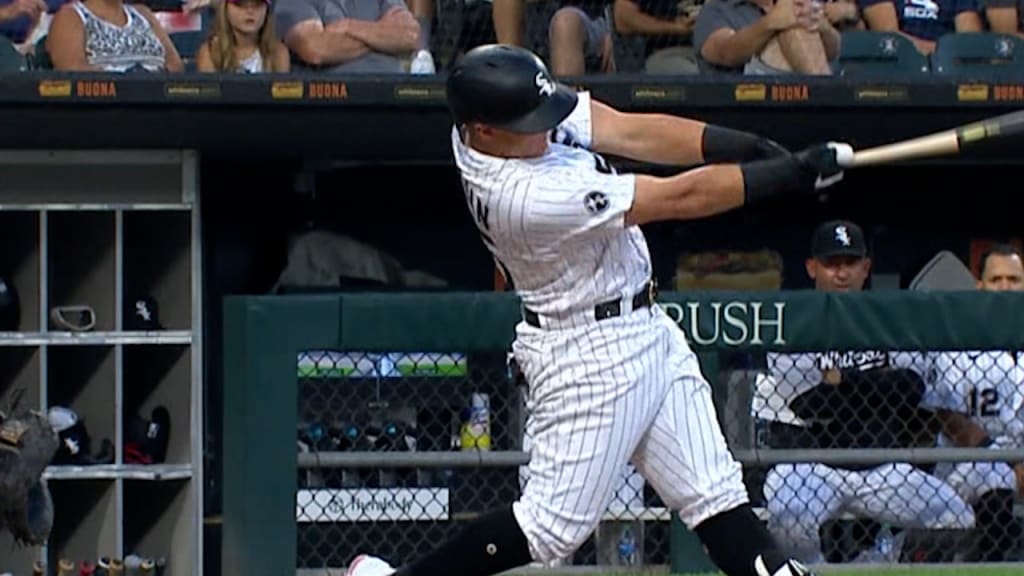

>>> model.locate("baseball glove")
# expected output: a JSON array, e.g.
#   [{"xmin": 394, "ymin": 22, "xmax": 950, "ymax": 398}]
[{"xmin": 0, "ymin": 396, "xmax": 59, "ymax": 546}]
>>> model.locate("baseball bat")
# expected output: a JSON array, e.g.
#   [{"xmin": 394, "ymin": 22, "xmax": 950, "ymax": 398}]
[{"xmin": 837, "ymin": 109, "xmax": 1024, "ymax": 168}]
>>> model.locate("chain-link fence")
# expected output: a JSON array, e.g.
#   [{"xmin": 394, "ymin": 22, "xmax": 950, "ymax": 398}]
[
  {"xmin": 720, "ymin": 348, "xmax": 1024, "ymax": 566},
  {"xmin": 295, "ymin": 348, "xmax": 673, "ymax": 571},
  {"xmin": 294, "ymin": 344, "xmax": 1024, "ymax": 571}
]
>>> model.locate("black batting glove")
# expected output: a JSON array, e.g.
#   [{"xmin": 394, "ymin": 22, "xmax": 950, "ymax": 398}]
[
  {"xmin": 741, "ymin": 142, "xmax": 852, "ymax": 204},
  {"xmin": 793, "ymin": 142, "xmax": 850, "ymax": 190}
]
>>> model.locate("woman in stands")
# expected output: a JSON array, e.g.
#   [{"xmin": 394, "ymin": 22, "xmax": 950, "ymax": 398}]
[
  {"xmin": 196, "ymin": 0, "xmax": 288, "ymax": 73},
  {"xmin": 46, "ymin": 0, "xmax": 183, "ymax": 71}
]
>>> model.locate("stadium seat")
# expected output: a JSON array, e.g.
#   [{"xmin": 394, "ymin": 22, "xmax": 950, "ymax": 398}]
[
  {"xmin": 833, "ymin": 31, "xmax": 930, "ymax": 77},
  {"xmin": 170, "ymin": 31, "xmax": 205, "ymax": 61},
  {"xmin": 0, "ymin": 35, "xmax": 26, "ymax": 72},
  {"xmin": 28, "ymin": 35, "xmax": 51, "ymax": 70},
  {"xmin": 610, "ymin": 31, "xmax": 647, "ymax": 73},
  {"xmin": 931, "ymin": 32, "xmax": 1024, "ymax": 76}
]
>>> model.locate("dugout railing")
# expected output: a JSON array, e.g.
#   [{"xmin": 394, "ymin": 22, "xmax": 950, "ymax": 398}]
[{"xmin": 222, "ymin": 290, "xmax": 1024, "ymax": 576}]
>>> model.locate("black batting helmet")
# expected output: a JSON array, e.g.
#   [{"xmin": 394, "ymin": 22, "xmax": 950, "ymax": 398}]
[{"xmin": 446, "ymin": 44, "xmax": 578, "ymax": 133}]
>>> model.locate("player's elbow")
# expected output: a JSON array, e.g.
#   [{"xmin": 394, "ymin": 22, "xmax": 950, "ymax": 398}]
[{"xmin": 626, "ymin": 167, "xmax": 744, "ymax": 226}]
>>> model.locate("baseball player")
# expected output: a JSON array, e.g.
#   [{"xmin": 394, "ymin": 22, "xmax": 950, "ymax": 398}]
[
  {"xmin": 921, "ymin": 243, "xmax": 1024, "ymax": 561},
  {"xmin": 347, "ymin": 43, "xmax": 850, "ymax": 576},
  {"xmin": 756, "ymin": 220, "xmax": 975, "ymax": 565}
]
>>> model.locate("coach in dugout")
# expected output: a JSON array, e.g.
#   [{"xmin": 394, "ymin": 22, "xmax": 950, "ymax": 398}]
[
  {"xmin": 920, "ymin": 243, "xmax": 1024, "ymax": 562},
  {"xmin": 752, "ymin": 219, "xmax": 975, "ymax": 564}
]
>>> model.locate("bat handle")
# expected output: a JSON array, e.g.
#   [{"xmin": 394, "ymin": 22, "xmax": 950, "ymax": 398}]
[{"xmin": 830, "ymin": 142, "xmax": 856, "ymax": 168}]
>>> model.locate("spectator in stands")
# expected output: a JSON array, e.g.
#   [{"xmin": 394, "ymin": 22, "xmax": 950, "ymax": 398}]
[
  {"xmin": 823, "ymin": 0, "xmax": 864, "ymax": 29},
  {"xmin": 486, "ymin": 0, "xmax": 547, "ymax": 47},
  {"xmin": 443, "ymin": 0, "xmax": 559, "ymax": 69},
  {"xmin": 274, "ymin": 0, "xmax": 420, "ymax": 73},
  {"xmin": 859, "ymin": 0, "xmax": 982, "ymax": 54},
  {"xmin": 754, "ymin": 219, "xmax": 974, "ymax": 564},
  {"xmin": 920, "ymin": 243, "xmax": 1024, "ymax": 562},
  {"xmin": 197, "ymin": 0, "xmax": 290, "ymax": 72},
  {"xmin": 404, "ymin": 0, "xmax": 435, "ymax": 72},
  {"xmin": 0, "ymin": 0, "xmax": 48, "ymax": 49},
  {"xmin": 694, "ymin": 0, "xmax": 840, "ymax": 75},
  {"xmin": 983, "ymin": 0, "xmax": 1022, "ymax": 34},
  {"xmin": 547, "ymin": 0, "xmax": 614, "ymax": 75},
  {"xmin": 612, "ymin": 0, "xmax": 699, "ymax": 74},
  {"xmin": 46, "ymin": 0, "xmax": 184, "ymax": 71}
]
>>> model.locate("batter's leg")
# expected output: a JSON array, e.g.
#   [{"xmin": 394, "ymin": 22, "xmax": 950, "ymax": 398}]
[
  {"xmin": 762, "ymin": 463, "xmax": 844, "ymax": 564},
  {"xmin": 373, "ymin": 347, "xmax": 666, "ymax": 576},
  {"xmin": 630, "ymin": 356, "xmax": 813, "ymax": 576}
]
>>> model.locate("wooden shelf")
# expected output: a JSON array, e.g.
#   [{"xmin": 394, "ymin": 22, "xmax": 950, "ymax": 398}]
[{"xmin": 0, "ymin": 150, "xmax": 201, "ymax": 576}]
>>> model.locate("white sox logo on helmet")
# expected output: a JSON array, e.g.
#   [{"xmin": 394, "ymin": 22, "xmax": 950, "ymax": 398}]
[{"xmin": 535, "ymin": 72, "xmax": 556, "ymax": 97}]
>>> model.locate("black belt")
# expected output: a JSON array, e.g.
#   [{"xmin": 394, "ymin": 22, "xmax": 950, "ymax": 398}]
[{"xmin": 523, "ymin": 281, "xmax": 656, "ymax": 329}]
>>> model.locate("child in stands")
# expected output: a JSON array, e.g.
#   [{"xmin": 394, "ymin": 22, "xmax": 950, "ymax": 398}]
[{"xmin": 197, "ymin": 0, "xmax": 288, "ymax": 73}]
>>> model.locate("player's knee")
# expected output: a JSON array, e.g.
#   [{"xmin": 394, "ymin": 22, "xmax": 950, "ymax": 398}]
[
  {"xmin": 516, "ymin": 503, "xmax": 597, "ymax": 563},
  {"xmin": 541, "ymin": 519, "xmax": 594, "ymax": 562}
]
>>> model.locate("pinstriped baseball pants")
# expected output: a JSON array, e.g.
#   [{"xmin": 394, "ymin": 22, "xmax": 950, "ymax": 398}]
[{"xmin": 510, "ymin": 305, "xmax": 749, "ymax": 564}]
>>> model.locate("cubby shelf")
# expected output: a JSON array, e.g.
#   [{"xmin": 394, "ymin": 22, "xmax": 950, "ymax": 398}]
[
  {"xmin": 43, "ymin": 464, "xmax": 194, "ymax": 481},
  {"xmin": 0, "ymin": 331, "xmax": 193, "ymax": 346},
  {"xmin": 0, "ymin": 150, "xmax": 202, "ymax": 576}
]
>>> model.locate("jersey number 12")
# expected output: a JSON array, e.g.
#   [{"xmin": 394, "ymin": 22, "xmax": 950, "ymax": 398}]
[{"xmin": 967, "ymin": 386, "xmax": 999, "ymax": 417}]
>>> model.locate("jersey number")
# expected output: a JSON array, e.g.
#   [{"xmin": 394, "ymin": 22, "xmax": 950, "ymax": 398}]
[
  {"xmin": 463, "ymin": 178, "xmax": 513, "ymax": 284},
  {"xmin": 967, "ymin": 387, "xmax": 1000, "ymax": 417}
]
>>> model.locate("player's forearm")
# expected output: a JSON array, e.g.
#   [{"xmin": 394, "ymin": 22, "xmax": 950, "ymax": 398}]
[
  {"xmin": 936, "ymin": 409, "xmax": 991, "ymax": 447},
  {"xmin": 627, "ymin": 166, "xmax": 744, "ymax": 225}
]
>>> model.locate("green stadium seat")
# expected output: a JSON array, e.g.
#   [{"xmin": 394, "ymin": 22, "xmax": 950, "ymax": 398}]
[
  {"xmin": 0, "ymin": 35, "xmax": 26, "ymax": 72},
  {"xmin": 833, "ymin": 31, "xmax": 930, "ymax": 77},
  {"xmin": 931, "ymin": 32, "xmax": 1024, "ymax": 77},
  {"xmin": 28, "ymin": 35, "xmax": 51, "ymax": 71},
  {"xmin": 170, "ymin": 31, "xmax": 205, "ymax": 61}
]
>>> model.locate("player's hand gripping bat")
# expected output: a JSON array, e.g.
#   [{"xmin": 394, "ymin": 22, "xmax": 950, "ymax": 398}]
[{"xmin": 833, "ymin": 109, "xmax": 1024, "ymax": 168}]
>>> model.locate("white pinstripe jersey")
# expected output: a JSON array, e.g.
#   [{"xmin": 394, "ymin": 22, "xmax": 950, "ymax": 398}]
[
  {"xmin": 451, "ymin": 91, "xmax": 652, "ymax": 319},
  {"xmin": 922, "ymin": 350, "xmax": 1024, "ymax": 447}
]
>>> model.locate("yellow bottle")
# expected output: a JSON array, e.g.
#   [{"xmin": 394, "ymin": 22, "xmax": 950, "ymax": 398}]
[{"xmin": 460, "ymin": 393, "xmax": 491, "ymax": 451}]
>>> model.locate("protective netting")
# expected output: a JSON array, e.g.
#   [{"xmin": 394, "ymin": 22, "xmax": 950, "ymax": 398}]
[{"xmin": 295, "ymin": 345, "xmax": 1024, "ymax": 570}]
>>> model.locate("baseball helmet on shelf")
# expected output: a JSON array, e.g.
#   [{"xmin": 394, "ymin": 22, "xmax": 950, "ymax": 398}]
[{"xmin": 446, "ymin": 44, "xmax": 578, "ymax": 133}]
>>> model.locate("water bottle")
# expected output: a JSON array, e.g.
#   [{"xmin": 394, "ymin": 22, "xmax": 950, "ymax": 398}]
[
  {"xmin": 875, "ymin": 523, "xmax": 895, "ymax": 561},
  {"xmin": 617, "ymin": 527, "xmax": 637, "ymax": 566},
  {"xmin": 460, "ymin": 393, "xmax": 491, "ymax": 451}
]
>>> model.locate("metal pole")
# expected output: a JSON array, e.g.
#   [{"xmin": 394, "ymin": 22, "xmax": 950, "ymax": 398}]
[{"xmin": 297, "ymin": 447, "xmax": 1024, "ymax": 469}]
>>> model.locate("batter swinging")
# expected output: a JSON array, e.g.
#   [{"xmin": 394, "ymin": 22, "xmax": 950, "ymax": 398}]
[{"xmin": 347, "ymin": 44, "xmax": 851, "ymax": 576}]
